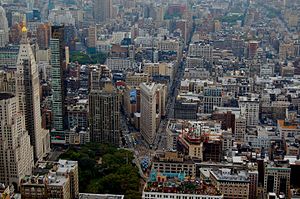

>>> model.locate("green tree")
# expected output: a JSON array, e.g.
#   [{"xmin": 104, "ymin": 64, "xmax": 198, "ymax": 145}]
[{"xmin": 59, "ymin": 144, "xmax": 141, "ymax": 198}]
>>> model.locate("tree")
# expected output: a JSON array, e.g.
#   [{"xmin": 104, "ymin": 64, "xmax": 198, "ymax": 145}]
[
  {"xmin": 70, "ymin": 52, "xmax": 107, "ymax": 65},
  {"xmin": 59, "ymin": 144, "xmax": 141, "ymax": 198}
]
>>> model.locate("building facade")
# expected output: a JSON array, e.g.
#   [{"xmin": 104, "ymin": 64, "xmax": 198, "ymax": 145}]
[
  {"xmin": 50, "ymin": 26, "xmax": 67, "ymax": 144},
  {"xmin": 239, "ymin": 95, "xmax": 259, "ymax": 127},
  {"xmin": 0, "ymin": 6, "xmax": 9, "ymax": 47},
  {"xmin": 264, "ymin": 167, "xmax": 291, "ymax": 198},
  {"xmin": 140, "ymin": 82, "xmax": 166, "ymax": 145},
  {"xmin": 210, "ymin": 169, "xmax": 250, "ymax": 199},
  {"xmin": 93, "ymin": 0, "xmax": 112, "ymax": 23},
  {"xmin": 0, "ymin": 93, "xmax": 34, "ymax": 186},
  {"xmin": 16, "ymin": 28, "xmax": 50, "ymax": 161},
  {"xmin": 203, "ymin": 87, "xmax": 223, "ymax": 114},
  {"xmin": 89, "ymin": 84, "xmax": 121, "ymax": 146},
  {"xmin": 20, "ymin": 160, "xmax": 79, "ymax": 199}
]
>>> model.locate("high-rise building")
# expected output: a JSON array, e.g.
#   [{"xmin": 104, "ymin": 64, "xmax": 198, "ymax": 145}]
[
  {"xmin": 9, "ymin": 23, "xmax": 22, "ymax": 45},
  {"xmin": 0, "ymin": 93, "xmax": 34, "ymax": 186},
  {"xmin": 248, "ymin": 41, "xmax": 259, "ymax": 59},
  {"xmin": 0, "ymin": 6, "xmax": 9, "ymax": 47},
  {"xmin": 16, "ymin": 26, "xmax": 50, "ymax": 161},
  {"xmin": 50, "ymin": 26, "xmax": 67, "ymax": 144},
  {"xmin": 0, "ymin": 45, "xmax": 19, "ymax": 69},
  {"xmin": 93, "ymin": 0, "xmax": 112, "ymax": 23},
  {"xmin": 64, "ymin": 25, "xmax": 77, "ymax": 51},
  {"xmin": 140, "ymin": 82, "xmax": 166, "ymax": 145},
  {"xmin": 239, "ymin": 95, "xmax": 260, "ymax": 127},
  {"xmin": 89, "ymin": 84, "xmax": 121, "ymax": 146},
  {"xmin": 37, "ymin": 23, "xmax": 50, "ymax": 50},
  {"xmin": 264, "ymin": 166, "xmax": 291, "ymax": 198},
  {"xmin": 203, "ymin": 87, "xmax": 223, "ymax": 113},
  {"xmin": 26, "ymin": 0, "xmax": 34, "ymax": 10},
  {"xmin": 87, "ymin": 25, "xmax": 96, "ymax": 50}
]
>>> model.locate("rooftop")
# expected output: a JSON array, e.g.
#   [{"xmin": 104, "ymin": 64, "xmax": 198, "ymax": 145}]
[
  {"xmin": 22, "ymin": 160, "xmax": 78, "ymax": 187},
  {"xmin": 144, "ymin": 170, "xmax": 221, "ymax": 196},
  {"xmin": 210, "ymin": 169, "xmax": 250, "ymax": 183},
  {"xmin": 79, "ymin": 193, "xmax": 124, "ymax": 199},
  {"xmin": 278, "ymin": 120, "xmax": 299, "ymax": 130}
]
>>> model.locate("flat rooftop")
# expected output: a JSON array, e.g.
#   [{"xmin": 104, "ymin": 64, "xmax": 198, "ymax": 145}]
[
  {"xmin": 144, "ymin": 170, "xmax": 221, "ymax": 196},
  {"xmin": 79, "ymin": 193, "xmax": 124, "ymax": 199},
  {"xmin": 210, "ymin": 169, "xmax": 250, "ymax": 183}
]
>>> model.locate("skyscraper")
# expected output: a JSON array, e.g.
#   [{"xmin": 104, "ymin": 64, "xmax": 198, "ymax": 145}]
[
  {"xmin": 9, "ymin": 23, "xmax": 22, "ymax": 45},
  {"xmin": 0, "ymin": 6, "xmax": 9, "ymax": 47},
  {"xmin": 89, "ymin": 84, "xmax": 121, "ymax": 146},
  {"xmin": 93, "ymin": 0, "xmax": 112, "ymax": 23},
  {"xmin": 0, "ymin": 93, "xmax": 34, "ymax": 186},
  {"xmin": 87, "ymin": 25, "xmax": 96, "ymax": 51},
  {"xmin": 140, "ymin": 82, "xmax": 166, "ymax": 145},
  {"xmin": 36, "ymin": 23, "xmax": 50, "ymax": 50},
  {"xmin": 16, "ymin": 26, "xmax": 50, "ymax": 161},
  {"xmin": 50, "ymin": 26, "xmax": 67, "ymax": 144}
]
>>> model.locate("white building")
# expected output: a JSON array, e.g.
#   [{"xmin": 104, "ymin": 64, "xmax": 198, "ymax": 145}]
[
  {"xmin": 106, "ymin": 58, "xmax": 134, "ymax": 71},
  {"xmin": 49, "ymin": 9, "xmax": 76, "ymax": 25},
  {"xmin": 142, "ymin": 192, "xmax": 223, "ymax": 199},
  {"xmin": 188, "ymin": 43, "xmax": 213, "ymax": 63},
  {"xmin": 245, "ymin": 126, "xmax": 277, "ymax": 150},
  {"xmin": 0, "ymin": 6, "xmax": 9, "ymax": 47},
  {"xmin": 16, "ymin": 28, "xmax": 50, "ymax": 160},
  {"xmin": 0, "ymin": 93, "xmax": 34, "ymax": 186},
  {"xmin": 140, "ymin": 83, "xmax": 166, "ymax": 145},
  {"xmin": 239, "ymin": 95, "xmax": 260, "ymax": 127},
  {"xmin": 79, "ymin": 193, "xmax": 124, "ymax": 199},
  {"xmin": 260, "ymin": 63, "xmax": 274, "ymax": 77}
]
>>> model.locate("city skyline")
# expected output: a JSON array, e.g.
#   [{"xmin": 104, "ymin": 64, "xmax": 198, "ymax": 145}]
[{"xmin": 0, "ymin": 0, "xmax": 300, "ymax": 198}]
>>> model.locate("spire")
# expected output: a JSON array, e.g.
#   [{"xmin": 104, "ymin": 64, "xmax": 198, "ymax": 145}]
[
  {"xmin": 21, "ymin": 16, "xmax": 28, "ymax": 43},
  {"xmin": 22, "ymin": 15, "xmax": 27, "ymax": 32}
]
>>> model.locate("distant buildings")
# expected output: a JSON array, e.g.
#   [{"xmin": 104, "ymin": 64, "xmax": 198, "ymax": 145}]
[
  {"xmin": 93, "ymin": 0, "xmax": 112, "ymax": 23},
  {"xmin": 37, "ymin": 23, "xmax": 50, "ymax": 50},
  {"xmin": 1, "ymin": 0, "xmax": 300, "ymax": 198},
  {"xmin": 189, "ymin": 43, "xmax": 213, "ymax": 63},
  {"xmin": 87, "ymin": 26, "xmax": 96, "ymax": 50},
  {"xmin": 248, "ymin": 41, "xmax": 259, "ymax": 59},
  {"xmin": 0, "ymin": 6, "xmax": 9, "ymax": 47}
]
